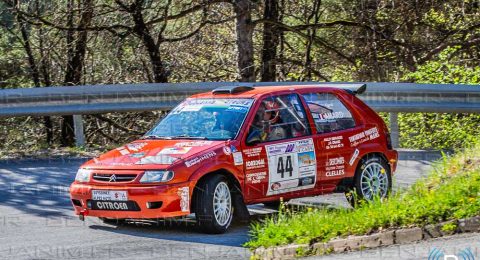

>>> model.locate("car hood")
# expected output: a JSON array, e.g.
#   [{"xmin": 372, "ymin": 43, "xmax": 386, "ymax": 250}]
[{"xmin": 82, "ymin": 139, "xmax": 224, "ymax": 169}]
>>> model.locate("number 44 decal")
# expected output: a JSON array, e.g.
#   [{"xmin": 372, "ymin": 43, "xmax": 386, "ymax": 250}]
[{"xmin": 277, "ymin": 155, "xmax": 293, "ymax": 178}]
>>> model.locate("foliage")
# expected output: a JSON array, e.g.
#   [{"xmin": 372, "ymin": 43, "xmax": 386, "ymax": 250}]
[
  {"xmin": 245, "ymin": 140, "xmax": 480, "ymax": 250},
  {"xmin": 398, "ymin": 47, "xmax": 480, "ymax": 149},
  {"xmin": 0, "ymin": 0, "xmax": 479, "ymax": 150}
]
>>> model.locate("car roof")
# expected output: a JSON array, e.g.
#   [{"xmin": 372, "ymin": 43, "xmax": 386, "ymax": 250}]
[{"xmin": 189, "ymin": 85, "xmax": 345, "ymax": 99}]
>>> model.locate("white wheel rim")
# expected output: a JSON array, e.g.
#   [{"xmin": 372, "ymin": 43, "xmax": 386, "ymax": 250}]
[
  {"xmin": 360, "ymin": 162, "xmax": 388, "ymax": 200},
  {"xmin": 213, "ymin": 182, "xmax": 231, "ymax": 226}
]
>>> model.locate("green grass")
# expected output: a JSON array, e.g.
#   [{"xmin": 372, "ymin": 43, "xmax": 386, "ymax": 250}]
[{"xmin": 244, "ymin": 142, "xmax": 480, "ymax": 250}]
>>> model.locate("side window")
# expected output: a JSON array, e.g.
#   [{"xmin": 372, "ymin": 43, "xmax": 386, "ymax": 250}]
[
  {"xmin": 247, "ymin": 94, "xmax": 310, "ymax": 143},
  {"xmin": 302, "ymin": 92, "xmax": 356, "ymax": 133}
]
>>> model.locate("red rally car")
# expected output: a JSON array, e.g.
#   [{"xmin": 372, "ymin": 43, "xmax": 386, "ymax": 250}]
[{"xmin": 70, "ymin": 84, "xmax": 398, "ymax": 233}]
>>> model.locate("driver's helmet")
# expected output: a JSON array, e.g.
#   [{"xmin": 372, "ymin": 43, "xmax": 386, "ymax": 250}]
[{"xmin": 263, "ymin": 100, "xmax": 280, "ymax": 124}]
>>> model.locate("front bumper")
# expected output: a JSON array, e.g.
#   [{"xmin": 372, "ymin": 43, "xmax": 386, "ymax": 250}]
[{"xmin": 69, "ymin": 181, "xmax": 194, "ymax": 219}]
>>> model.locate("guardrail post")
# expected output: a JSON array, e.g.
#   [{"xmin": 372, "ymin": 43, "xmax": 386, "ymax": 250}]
[
  {"xmin": 73, "ymin": 115, "xmax": 85, "ymax": 147},
  {"xmin": 389, "ymin": 112, "xmax": 399, "ymax": 148}
]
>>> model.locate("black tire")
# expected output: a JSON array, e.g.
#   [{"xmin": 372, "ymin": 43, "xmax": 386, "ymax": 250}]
[
  {"xmin": 99, "ymin": 217, "xmax": 126, "ymax": 225},
  {"xmin": 194, "ymin": 175, "xmax": 233, "ymax": 234},
  {"xmin": 345, "ymin": 154, "xmax": 392, "ymax": 207}
]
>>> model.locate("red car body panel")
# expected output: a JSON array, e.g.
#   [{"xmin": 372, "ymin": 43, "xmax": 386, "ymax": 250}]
[{"xmin": 70, "ymin": 85, "xmax": 398, "ymax": 219}]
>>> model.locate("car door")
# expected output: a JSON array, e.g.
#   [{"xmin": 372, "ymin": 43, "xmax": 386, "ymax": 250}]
[
  {"xmin": 242, "ymin": 93, "xmax": 317, "ymax": 200},
  {"xmin": 301, "ymin": 92, "xmax": 358, "ymax": 190}
]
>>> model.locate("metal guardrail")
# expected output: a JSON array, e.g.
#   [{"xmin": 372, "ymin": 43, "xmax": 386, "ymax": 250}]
[{"xmin": 1, "ymin": 81, "xmax": 479, "ymax": 147}]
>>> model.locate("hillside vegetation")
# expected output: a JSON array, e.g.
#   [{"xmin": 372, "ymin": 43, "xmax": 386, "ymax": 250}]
[{"xmin": 0, "ymin": 0, "xmax": 478, "ymax": 152}]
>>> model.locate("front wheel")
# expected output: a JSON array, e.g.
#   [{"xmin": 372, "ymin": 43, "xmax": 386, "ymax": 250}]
[
  {"xmin": 194, "ymin": 175, "xmax": 233, "ymax": 234},
  {"xmin": 345, "ymin": 155, "xmax": 392, "ymax": 207}
]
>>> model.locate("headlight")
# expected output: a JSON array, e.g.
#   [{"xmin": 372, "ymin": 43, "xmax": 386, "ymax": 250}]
[
  {"xmin": 140, "ymin": 171, "xmax": 174, "ymax": 183},
  {"xmin": 75, "ymin": 169, "xmax": 91, "ymax": 182}
]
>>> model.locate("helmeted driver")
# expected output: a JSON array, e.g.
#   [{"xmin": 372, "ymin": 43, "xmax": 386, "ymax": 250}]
[{"xmin": 247, "ymin": 100, "xmax": 286, "ymax": 142}]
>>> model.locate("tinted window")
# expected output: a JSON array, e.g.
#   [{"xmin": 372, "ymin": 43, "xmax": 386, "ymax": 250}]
[
  {"xmin": 247, "ymin": 94, "xmax": 310, "ymax": 143},
  {"xmin": 302, "ymin": 93, "xmax": 356, "ymax": 133}
]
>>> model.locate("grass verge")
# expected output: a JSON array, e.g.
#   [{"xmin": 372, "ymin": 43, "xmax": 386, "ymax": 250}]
[{"xmin": 244, "ymin": 142, "xmax": 480, "ymax": 250}]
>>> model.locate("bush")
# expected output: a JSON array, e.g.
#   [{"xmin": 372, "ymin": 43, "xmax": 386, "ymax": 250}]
[
  {"xmin": 245, "ymin": 141, "xmax": 480, "ymax": 250},
  {"xmin": 397, "ymin": 47, "xmax": 480, "ymax": 149}
]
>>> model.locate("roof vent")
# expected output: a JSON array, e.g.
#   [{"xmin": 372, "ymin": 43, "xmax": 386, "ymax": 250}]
[{"xmin": 212, "ymin": 85, "xmax": 254, "ymax": 94}]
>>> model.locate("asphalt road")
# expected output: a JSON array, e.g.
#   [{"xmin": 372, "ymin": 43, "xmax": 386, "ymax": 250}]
[{"xmin": 0, "ymin": 155, "xmax": 465, "ymax": 260}]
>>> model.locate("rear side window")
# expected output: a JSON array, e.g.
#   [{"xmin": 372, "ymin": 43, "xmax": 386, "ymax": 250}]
[{"xmin": 302, "ymin": 93, "xmax": 356, "ymax": 133}]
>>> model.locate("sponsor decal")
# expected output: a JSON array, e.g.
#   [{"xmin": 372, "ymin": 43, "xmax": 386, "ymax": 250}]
[
  {"xmin": 118, "ymin": 149, "xmax": 130, "ymax": 155},
  {"xmin": 298, "ymin": 151, "xmax": 315, "ymax": 167},
  {"xmin": 223, "ymin": 146, "xmax": 232, "ymax": 156},
  {"xmin": 271, "ymin": 182, "xmax": 281, "ymax": 191},
  {"xmin": 174, "ymin": 141, "xmax": 213, "ymax": 147},
  {"xmin": 95, "ymin": 201, "xmax": 129, "ymax": 210},
  {"xmin": 299, "ymin": 176, "xmax": 315, "ymax": 186},
  {"xmin": 233, "ymin": 152, "xmax": 243, "ymax": 166},
  {"xmin": 185, "ymin": 151, "xmax": 217, "ymax": 168},
  {"xmin": 182, "ymin": 98, "xmax": 253, "ymax": 108},
  {"xmin": 246, "ymin": 171, "xmax": 267, "ymax": 184},
  {"xmin": 136, "ymin": 155, "xmax": 178, "ymax": 165},
  {"xmin": 246, "ymin": 159, "xmax": 265, "ymax": 170},
  {"xmin": 349, "ymin": 149, "xmax": 360, "ymax": 166},
  {"xmin": 230, "ymin": 145, "xmax": 238, "ymax": 153},
  {"xmin": 158, "ymin": 147, "xmax": 191, "ymax": 155},
  {"xmin": 327, "ymin": 156, "xmax": 345, "ymax": 166},
  {"xmin": 326, "ymin": 156, "xmax": 345, "ymax": 177},
  {"xmin": 177, "ymin": 187, "xmax": 190, "ymax": 212},
  {"xmin": 271, "ymin": 179, "xmax": 298, "ymax": 191},
  {"xmin": 243, "ymin": 147, "xmax": 262, "ymax": 157},
  {"xmin": 349, "ymin": 127, "xmax": 380, "ymax": 147},
  {"xmin": 226, "ymin": 105, "xmax": 248, "ymax": 113},
  {"xmin": 130, "ymin": 152, "xmax": 145, "ymax": 158},
  {"xmin": 180, "ymin": 104, "xmax": 204, "ymax": 112},
  {"xmin": 126, "ymin": 142, "xmax": 147, "ymax": 152},
  {"xmin": 223, "ymin": 99, "xmax": 253, "ymax": 106},
  {"xmin": 92, "ymin": 190, "xmax": 128, "ymax": 201},
  {"xmin": 317, "ymin": 111, "xmax": 346, "ymax": 122},
  {"xmin": 323, "ymin": 135, "xmax": 344, "ymax": 150},
  {"xmin": 266, "ymin": 138, "xmax": 316, "ymax": 195}
]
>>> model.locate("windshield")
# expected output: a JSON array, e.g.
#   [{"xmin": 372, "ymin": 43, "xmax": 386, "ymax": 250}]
[{"xmin": 146, "ymin": 98, "xmax": 254, "ymax": 140}]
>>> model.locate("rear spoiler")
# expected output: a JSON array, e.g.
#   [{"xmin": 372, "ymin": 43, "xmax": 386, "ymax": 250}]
[{"xmin": 316, "ymin": 83, "xmax": 367, "ymax": 95}]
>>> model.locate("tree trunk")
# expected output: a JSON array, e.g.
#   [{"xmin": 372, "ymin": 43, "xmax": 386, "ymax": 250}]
[
  {"xmin": 304, "ymin": 0, "xmax": 321, "ymax": 81},
  {"xmin": 130, "ymin": 1, "xmax": 168, "ymax": 83},
  {"xmin": 260, "ymin": 0, "xmax": 280, "ymax": 82},
  {"xmin": 234, "ymin": 0, "xmax": 255, "ymax": 82},
  {"xmin": 14, "ymin": 0, "xmax": 53, "ymax": 145},
  {"xmin": 37, "ymin": 9, "xmax": 53, "ymax": 144},
  {"xmin": 62, "ymin": 0, "xmax": 94, "ymax": 146}
]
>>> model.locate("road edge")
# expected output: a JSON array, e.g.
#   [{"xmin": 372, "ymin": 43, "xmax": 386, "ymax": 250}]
[{"xmin": 251, "ymin": 215, "xmax": 480, "ymax": 259}]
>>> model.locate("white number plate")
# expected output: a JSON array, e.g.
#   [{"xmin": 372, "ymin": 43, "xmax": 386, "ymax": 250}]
[
  {"xmin": 265, "ymin": 138, "xmax": 317, "ymax": 195},
  {"xmin": 92, "ymin": 190, "xmax": 128, "ymax": 201}
]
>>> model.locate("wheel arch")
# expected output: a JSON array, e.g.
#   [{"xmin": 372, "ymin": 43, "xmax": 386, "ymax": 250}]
[
  {"xmin": 190, "ymin": 168, "xmax": 243, "ymax": 213},
  {"xmin": 350, "ymin": 151, "xmax": 390, "ymax": 186},
  {"xmin": 357, "ymin": 152, "xmax": 390, "ymax": 171}
]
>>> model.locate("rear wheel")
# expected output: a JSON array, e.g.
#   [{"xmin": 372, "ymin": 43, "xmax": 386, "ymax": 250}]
[
  {"xmin": 194, "ymin": 175, "xmax": 233, "ymax": 234},
  {"xmin": 345, "ymin": 155, "xmax": 392, "ymax": 207}
]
